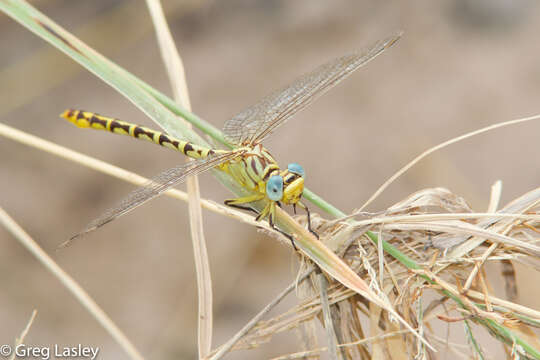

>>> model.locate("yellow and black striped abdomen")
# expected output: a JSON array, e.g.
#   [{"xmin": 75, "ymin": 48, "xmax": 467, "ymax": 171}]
[{"xmin": 61, "ymin": 109, "xmax": 218, "ymax": 160}]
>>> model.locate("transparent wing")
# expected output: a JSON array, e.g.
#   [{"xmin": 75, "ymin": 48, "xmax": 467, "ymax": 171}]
[
  {"xmin": 60, "ymin": 151, "xmax": 239, "ymax": 247},
  {"xmin": 222, "ymin": 32, "xmax": 402, "ymax": 145}
]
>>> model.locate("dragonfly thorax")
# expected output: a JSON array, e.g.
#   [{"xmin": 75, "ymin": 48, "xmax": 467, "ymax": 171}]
[{"xmin": 225, "ymin": 144, "xmax": 279, "ymax": 192}]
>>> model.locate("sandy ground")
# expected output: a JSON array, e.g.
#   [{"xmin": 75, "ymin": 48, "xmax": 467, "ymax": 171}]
[{"xmin": 1, "ymin": 0, "xmax": 539, "ymax": 358}]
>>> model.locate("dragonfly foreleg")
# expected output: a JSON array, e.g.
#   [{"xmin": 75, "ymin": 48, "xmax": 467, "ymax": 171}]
[
  {"xmin": 272, "ymin": 226, "xmax": 298, "ymax": 251},
  {"xmin": 224, "ymin": 203, "xmax": 259, "ymax": 215},
  {"xmin": 296, "ymin": 201, "xmax": 319, "ymax": 239},
  {"xmin": 267, "ymin": 204, "xmax": 298, "ymax": 251},
  {"xmin": 224, "ymin": 195, "xmax": 302, "ymax": 250},
  {"xmin": 224, "ymin": 193, "xmax": 265, "ymax": 209}
]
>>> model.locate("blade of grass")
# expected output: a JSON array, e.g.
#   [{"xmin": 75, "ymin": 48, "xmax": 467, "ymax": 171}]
[
  {"xmin": 0, "ymin": 1, "xmax": 170, "ymax": 118},
  {"xmin": 464, "ymin": 319, "xmax": 485, "ymax": 360},
  {"xmin": 9, "ymin": 310, "xmax": 37, "ymax": 360},
  {"xmin": 318, "ymin": 272, "xmax": 339, "ymax": 360},
  {"xmin": 0, "ymin": 0, "xmax": 200, "ymax": 144}
]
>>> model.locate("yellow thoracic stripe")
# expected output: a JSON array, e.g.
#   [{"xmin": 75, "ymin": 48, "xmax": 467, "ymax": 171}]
[{"xmin": 61, "ymin": 109, "xmax": 219, "ymax": 160}]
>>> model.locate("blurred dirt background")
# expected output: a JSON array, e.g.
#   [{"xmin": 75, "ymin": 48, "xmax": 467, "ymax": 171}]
[{"xmin": 1, "ymin": 0, "xmax": 540, "ymax": 358}]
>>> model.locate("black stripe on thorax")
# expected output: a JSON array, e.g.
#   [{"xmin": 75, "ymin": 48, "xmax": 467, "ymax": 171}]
[
  {"xmin": 262, "ymin": 166, "xmax": 279, "ymax": 181},
  {"xmin": 250, "ymin": 157, "xmax": 259, "ymax": 174}
]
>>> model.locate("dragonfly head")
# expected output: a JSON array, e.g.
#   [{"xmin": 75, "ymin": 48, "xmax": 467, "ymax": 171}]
[
  {"xmin": 265, "ymin": 164, "xmax": 305, "ymax": 204},
  {"xmin": 281, "ymin": 163, "xmax": 305, "ymax": 205}
]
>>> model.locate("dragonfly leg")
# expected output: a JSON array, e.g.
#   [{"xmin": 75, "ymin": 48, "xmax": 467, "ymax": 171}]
[
  {"xmin": 255, "ymin": 201, "xmax": 271, "ymax": 222},
  {"xmin": 224, "ymin": 193, "xmax": 265, "ymax": 215},
  {"xmin": 274, "ymin": 226, "xmax": 298, "ymax": 251},
  {"xmin": 262, "ymin": 201, "xmax": 298, "ymax": 250},
  {"xmin": 226, "ymin": 196, "xmax": 299, "ymax": 251},
  {"xmin": 225, "ymin": 203, "xmax": 258, "ymax": 215},
  {"xmin": 268, "ymin": 205, "xmax": 298, "ymax": 251},
  {"xmin": 296, "ymin": 201, "xmax": 319, "ymax": 239}
]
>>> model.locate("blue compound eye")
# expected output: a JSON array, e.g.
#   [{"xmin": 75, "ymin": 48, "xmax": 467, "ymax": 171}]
[
  {"xmin": 266, "ymin": 175, "xmax": 284, "ymax": 201},
  {"xmin": 287, "ymin": 163, "xmax": 305, "ymax": 177}
]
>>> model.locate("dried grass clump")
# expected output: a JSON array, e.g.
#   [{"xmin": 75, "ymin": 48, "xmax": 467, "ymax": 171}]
[{"xmin": 222, "ymin": 186, "xmax": 540, "ymax": 359}]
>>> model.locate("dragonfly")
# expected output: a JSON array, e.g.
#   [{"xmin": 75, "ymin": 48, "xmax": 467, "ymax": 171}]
[{"xmin": 60, "ymin": 33, "xmax": 401, "ymax": 249}]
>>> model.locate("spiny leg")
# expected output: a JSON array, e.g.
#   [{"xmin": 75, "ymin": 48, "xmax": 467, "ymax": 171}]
[
  {"xmin": 224, "ymin": 193, "xmax": 265, "ymax": 214},
  {"xmin": 268, "ymin": 205, "xmax": 298, "ymax": 251},
  {"xmin": 225, "ymin": 202, "xmax": 259, "ymax": 215},
  {"xmin": 272, "ymin": 224, "xmax": 298, "ymax": 251},
  {"xmin": 296, "ymin": 201, "xmax": 319, "ymax": 239},
  {"xmin": 258, "ymin": 201, "xmax": 298, "ymax": 250},
  {"xmin": 224, "ymin": 195, "xmax": 299, "ymax": 251}
]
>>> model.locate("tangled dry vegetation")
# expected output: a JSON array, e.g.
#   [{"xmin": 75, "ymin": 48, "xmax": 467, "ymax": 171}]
[{"xmin": 217, "ymin": 186, "xmax": 540, "ymax": 359}]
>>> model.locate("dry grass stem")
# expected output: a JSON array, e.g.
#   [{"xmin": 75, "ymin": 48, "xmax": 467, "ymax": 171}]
[
  {"xmin": 318, "ymin": 271, "xmax": 340, "ymax": 359},
  {"xmin": 145, "ymin": 0, "xmax": 212, "ymax": 356},
  {"xmin": 208, "ymin": 271, "xmax": 312, "ymax": 360},
  {"xmin": 0, "ymin": 208, "xmax": 145, "ymax": 360},
  {"xmin": 9, "ymin": 310, "xmax": 37, "ymax": 360},
  {"xmin": 359, "ymin": 113, "xmax": 540, "ymax": 211}
]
